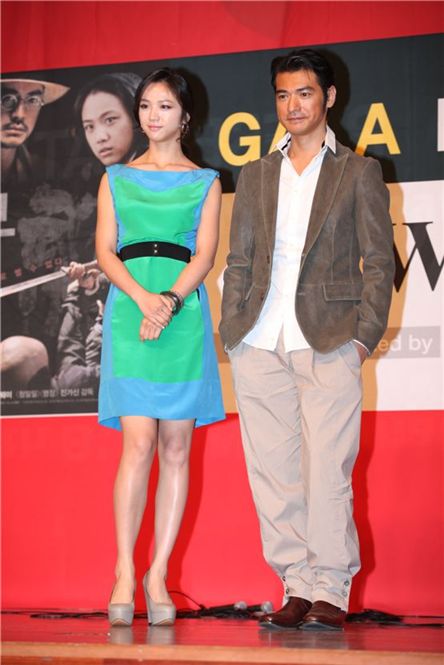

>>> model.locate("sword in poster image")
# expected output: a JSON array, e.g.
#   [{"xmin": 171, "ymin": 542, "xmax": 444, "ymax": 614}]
[{"xmin": 0, "ymin": 260, "xmax": 99, "ymax": 297}]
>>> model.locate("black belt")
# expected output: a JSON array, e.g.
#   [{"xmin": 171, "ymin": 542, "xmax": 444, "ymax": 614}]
[{"xmin": 118, "ymin": 241, "xmax": 191, "ymax": 263}]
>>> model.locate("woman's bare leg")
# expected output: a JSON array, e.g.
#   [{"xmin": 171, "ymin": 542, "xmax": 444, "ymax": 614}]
[
  {"xmin": 145, "ymin": 418, "xmax": 194, "ymax": 604},
  {"xmin": 110, "ymin": 415, "xmax": 158, "ymax": 604}
]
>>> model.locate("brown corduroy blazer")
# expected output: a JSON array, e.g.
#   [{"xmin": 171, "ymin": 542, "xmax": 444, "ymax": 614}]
[{"xmin": 219, "ymin": 141, "xmax": 395, "ymax": 355}]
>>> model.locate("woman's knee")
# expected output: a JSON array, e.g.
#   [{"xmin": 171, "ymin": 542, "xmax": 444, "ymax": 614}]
[
  {"xmin": 158, "ymin": 435, "xmax": 190, "ymax": 467},
  {"xmin": 123, "ymin": 433, "xmax": 157, "ymax": 466}
]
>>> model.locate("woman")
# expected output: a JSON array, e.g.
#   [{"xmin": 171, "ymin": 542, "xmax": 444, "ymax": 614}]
[
  {"xmin": 95, "ymin": 68, "xmax": 224, "ymax": 627},
  {"xmin": 68, "ymin": 73, "xmax": 148, "ymax": 294},
  {"xmin": 74, "ymin": 72, "xmax": 146, "ymax": 166},
  {"xmin": 68, "ymin": 73, "xmax": 147, "ymax": 278}
]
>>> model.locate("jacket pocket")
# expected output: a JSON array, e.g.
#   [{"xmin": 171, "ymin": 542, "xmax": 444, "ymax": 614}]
[{"xmin": 322, "ymin": 281, "xmax": 363, "ymax": 301}]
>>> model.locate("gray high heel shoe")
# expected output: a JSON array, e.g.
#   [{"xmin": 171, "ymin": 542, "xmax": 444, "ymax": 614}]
[
  {"xmin": 108, "ymin": 584, "xmax": 135, "ymax": 626},
  {"xmin": 143, "ymin": 571, "xmax": 176, "ymax": 626}
]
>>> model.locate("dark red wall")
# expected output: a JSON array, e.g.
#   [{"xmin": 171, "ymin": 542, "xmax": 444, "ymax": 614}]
[
  {"xmin": 3, "ymin": 1, "xmax": 443, "ymax": 72},
  {"xmin": 2, "ymin": 411, "xmax": 444, "ymax": 613}
]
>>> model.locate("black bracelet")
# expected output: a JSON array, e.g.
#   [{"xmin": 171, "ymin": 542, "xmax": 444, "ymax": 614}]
[{"xmin": 160, "ymin": 290, "xmax": 184, "ymax": 315}]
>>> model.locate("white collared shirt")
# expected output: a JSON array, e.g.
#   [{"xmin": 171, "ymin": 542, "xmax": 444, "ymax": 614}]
[{"xmin": 243, "ymin": 126, "xmax": 336, "ymax": 352}]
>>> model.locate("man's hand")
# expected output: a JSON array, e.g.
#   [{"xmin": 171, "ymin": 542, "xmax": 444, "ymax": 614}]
[
  {"xmin": 353, "ymin": 341, "xmax": 368, "ymax": 365},
  {"xmin": 66, "ymin": 261, "xmax": 101, "ymax": 292}
]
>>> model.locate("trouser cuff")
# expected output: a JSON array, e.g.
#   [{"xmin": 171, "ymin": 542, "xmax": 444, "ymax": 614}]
[
  {"xmin": 282, "ymin": 578, "xmax": 313, "ymax": 604},
  {"xmin": 312, "ymin": 588, "xmax": 350, "ymax": 612}
]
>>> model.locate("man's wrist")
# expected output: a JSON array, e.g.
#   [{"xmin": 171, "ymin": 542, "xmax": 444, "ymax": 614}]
[{"xmin": 353, "ymin": 339, "xmax": 370, "ymax": 356}]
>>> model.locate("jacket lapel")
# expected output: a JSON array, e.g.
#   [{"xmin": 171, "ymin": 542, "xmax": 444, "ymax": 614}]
[
  {"xmin": 261, "ymin": 151, "xmax": 282, "ymax": 252},
  {"xmin": 302, "ymin": 145, "xmax": 349, "ymax": 262}
]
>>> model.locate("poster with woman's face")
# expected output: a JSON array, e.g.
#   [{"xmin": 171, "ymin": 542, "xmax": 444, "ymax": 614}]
[
  {"xmin": 0, "ymin": 69, "xmax": 149, "ymax": 415},
  {"xmin": 81, "ymin": 90, "xmax": 137, "ymax": 165}
]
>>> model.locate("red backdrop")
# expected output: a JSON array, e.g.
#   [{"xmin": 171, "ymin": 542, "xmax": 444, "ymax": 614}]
[{"xmin": 2, "ymin": 1, "xmax": 444, "ymax": 614}]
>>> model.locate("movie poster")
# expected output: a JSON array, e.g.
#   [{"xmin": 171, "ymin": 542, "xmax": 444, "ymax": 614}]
[{"xmin": 1, "ymin": 34, "xmax": 443, "ymax": 415}]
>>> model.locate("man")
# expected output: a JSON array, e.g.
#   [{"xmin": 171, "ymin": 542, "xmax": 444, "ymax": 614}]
[
  {"xmin": 55, "ymin": 266, "xmax": 107, "ymax": 391},
  {"xmin": 0, "ymin": 335, "xmax": 51, "ymax": 389},
  {"xmin": 220, "ymin": 49, "xmax": 394, "ymax": 631},
  {"xmin": 1, "ymin": 77, "xmax": 69, "ymax": 188}
]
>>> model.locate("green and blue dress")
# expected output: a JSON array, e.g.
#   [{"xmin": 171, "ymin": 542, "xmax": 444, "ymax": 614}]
[{"xmin": 98, "ymin": 165, "xmax": 224, "ymax": 430}]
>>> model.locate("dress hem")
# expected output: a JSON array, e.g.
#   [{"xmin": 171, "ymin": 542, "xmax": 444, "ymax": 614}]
[{"xmin": 99, "ymin": 412, "xmax": 226, "ymax": 431}]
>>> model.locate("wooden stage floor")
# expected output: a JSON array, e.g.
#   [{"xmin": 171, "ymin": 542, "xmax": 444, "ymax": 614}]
[{"xmin": 2, "ymin": 612, "xmax": 443, "ymax": 665}]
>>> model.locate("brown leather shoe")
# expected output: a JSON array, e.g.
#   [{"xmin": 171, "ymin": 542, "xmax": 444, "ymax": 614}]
[
  {"xmin": 259, "ymin": 597, "xmax": 312, "ymax": 629},
  {"xmin": 299, "ymin": 600, "xmax": 346, "ymax": 631}
]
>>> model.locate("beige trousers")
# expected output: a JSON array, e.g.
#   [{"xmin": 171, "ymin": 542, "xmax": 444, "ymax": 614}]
[{"xmin": 228, "ymin": 336, "xmax": 362, "ymax": 611}]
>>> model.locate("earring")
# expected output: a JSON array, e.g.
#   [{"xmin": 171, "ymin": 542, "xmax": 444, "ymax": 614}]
[{"xmin": 180, "ymin": 120, "xmax": 190, "ymax": 138}]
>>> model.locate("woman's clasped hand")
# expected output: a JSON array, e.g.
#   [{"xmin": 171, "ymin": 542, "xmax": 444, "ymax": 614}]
[{"xmin": 137, "ymin": 292, "xmax": 174, "ymax": 340}]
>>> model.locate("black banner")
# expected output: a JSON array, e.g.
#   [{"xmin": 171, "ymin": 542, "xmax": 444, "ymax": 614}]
[{"xmin": 1, "ymin": 34, "xmax": 443, "ymax": 415}]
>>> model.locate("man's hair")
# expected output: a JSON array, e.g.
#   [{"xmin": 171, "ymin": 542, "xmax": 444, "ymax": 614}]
[{"xmin": 271, "ymin": 48, "xmax": 335, "ymax": 103}]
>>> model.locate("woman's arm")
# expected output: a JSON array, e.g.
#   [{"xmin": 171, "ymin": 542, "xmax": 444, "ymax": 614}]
[{"xmin": 95, "ymin": 174, "xmax": 172, "ymax": 332}]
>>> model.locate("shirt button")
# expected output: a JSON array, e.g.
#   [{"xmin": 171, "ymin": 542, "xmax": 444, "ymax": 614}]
[
  {"xmin": 285, "ymin": 587, "xmax": 290, "ymax": 594},
  {"xmin": 282, "ymin": 576, "xmax": 286, "ymax": 581},
  {"xmin": 344, "ymin": 581, "xmax": 350, "ymax": 586}
]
